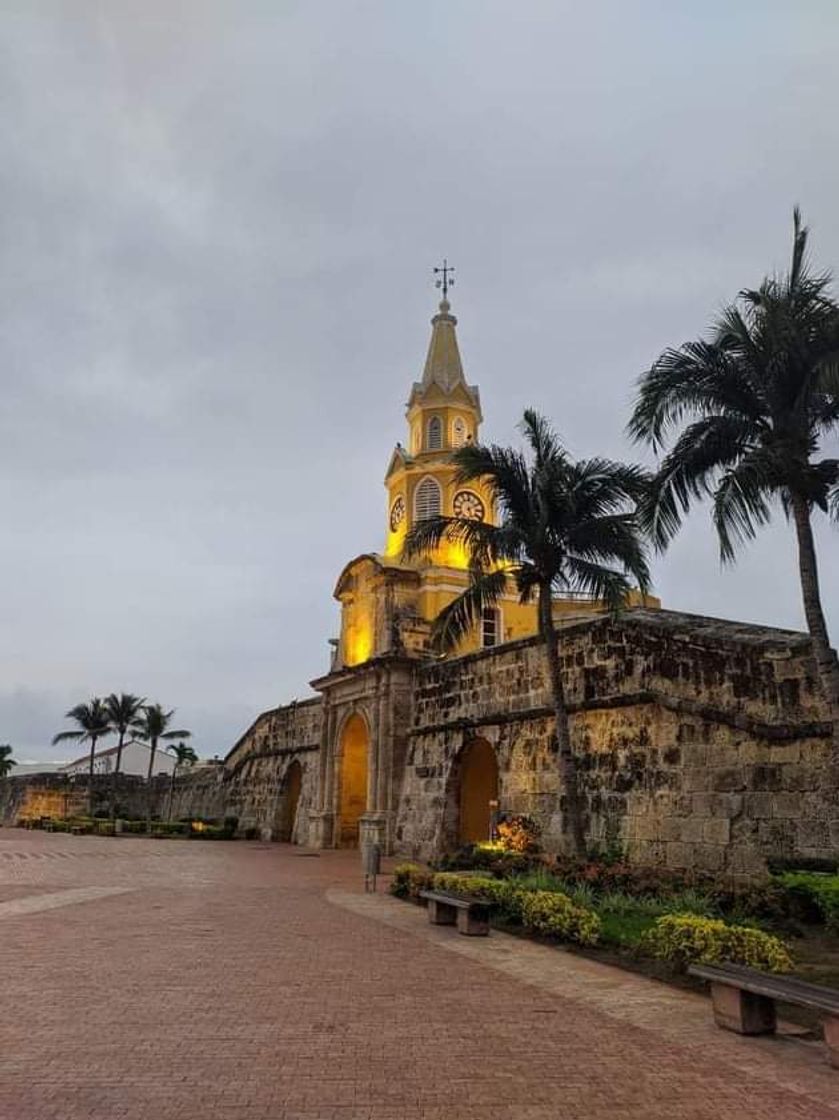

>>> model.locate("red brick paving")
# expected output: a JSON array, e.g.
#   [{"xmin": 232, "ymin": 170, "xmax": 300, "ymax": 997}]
[{"xmin": 0, "ymin": 830, "xmax": 836, "ymax": 1120}]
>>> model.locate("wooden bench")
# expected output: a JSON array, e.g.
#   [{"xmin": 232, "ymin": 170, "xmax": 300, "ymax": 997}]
[
  {"xmin": 419, "ymin": 890, "xmax": 490, "ymax": 937},
  {"xmin": 689, "ymin": 962, "xmax": 839, "ymax": 1068}
]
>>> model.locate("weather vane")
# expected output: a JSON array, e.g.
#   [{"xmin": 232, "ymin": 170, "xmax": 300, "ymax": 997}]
[{"xmin": 433, "ymin": 258, "xmax": 455, "ymax": 300}]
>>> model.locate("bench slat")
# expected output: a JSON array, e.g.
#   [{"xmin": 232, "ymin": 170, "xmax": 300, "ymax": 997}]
[
  {"xmin": 689, "ymin": 964, "xmax": 839, "ymax": 1015},
  {"xmin": 419, "ymin": 890, "xmax": 488, "ymax": 911}
]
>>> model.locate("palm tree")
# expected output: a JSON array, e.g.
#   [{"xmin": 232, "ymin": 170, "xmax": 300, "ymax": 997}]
[
  {"xmin": 133, "ymin": 704, "xmax": 192, "ymax": 831},
  {"xmin": 628, "ymin": 210, "xmax": 839, "ymax": 752},
  {"xmin": 166, "ymin": 741, "xmax": 198, "ymax": 822},
  {"xmin": 52, "ymin": 700, "xmax": 113, "ymax": 817},
  {"xmin": 103, "ymin": 693, "xmax": 145, "ymax": 820},
  {"xmin": 405, "ymin": 410, "xmax": 651, "ymax": 855},
  {"xmin": 0, "ymin": 744, "xmax": 16, "ymax": 778}
]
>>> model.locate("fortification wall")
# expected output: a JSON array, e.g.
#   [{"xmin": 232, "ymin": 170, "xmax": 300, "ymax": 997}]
[
  {"xmin": 170, "ymin": 697, "xmax": 324, "ymax": 839},
  {"xmin": 395, "ymin": 610, "xmax": 836, "ymax": 875}
]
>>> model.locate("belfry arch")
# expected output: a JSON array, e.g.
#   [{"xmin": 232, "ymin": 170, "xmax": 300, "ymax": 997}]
[
  {"xmin": 444, "ymin": 737, "xmax": 499, "ymax": 848},
  {"xmin": 337, "ymin": 713, "xmax": 369, "ymax": 848}
]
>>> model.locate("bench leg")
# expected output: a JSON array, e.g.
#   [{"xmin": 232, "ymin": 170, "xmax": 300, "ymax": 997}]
[
  {"xmin": 427, "ymin": 899, "xmax": 456, "ymax": 926},
  {"xmin": 823, "ymin": 1015, "xmax": 839, "ymax": 1069},
  {"xmin": 710, "ymin": 982, "xmax": 776, "ymax": 1036},
  {"xmin": 456, "ymin": 907, "xmax": 489, "ymax": 937}
]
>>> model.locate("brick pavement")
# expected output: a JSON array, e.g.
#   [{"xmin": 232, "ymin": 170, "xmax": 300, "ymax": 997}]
[{"xmin": 0, "ymin": 830, "xmax": 837, "ymax": 1120}]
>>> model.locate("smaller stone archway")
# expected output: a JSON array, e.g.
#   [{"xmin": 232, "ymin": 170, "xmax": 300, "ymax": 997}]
[
  {"xmin": 277, "ymin": 759, "xmax": 303, "ymax": 843},
  {"xmin": 443, "ymin": 737, "xmax": 499, "ymax": 849},
  {"xmin": 337, "ymin": 712, "xmax": 370, "ymax": 848}
]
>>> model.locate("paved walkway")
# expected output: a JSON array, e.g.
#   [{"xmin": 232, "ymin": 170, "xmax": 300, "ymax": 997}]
[{"xmin": 1, "ymin": 831, "xmax": 836, "ymax": 1120}]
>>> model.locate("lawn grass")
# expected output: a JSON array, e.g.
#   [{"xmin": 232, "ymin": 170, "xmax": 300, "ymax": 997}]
[{"xmin": 598, "ymin": 909, "xmax": 658, "ymax": 949}]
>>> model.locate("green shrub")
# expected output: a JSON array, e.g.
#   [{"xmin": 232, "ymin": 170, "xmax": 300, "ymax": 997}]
[
  {"xmin": 390, "ymin": 863, "xmax": 434, "ymax": 901},
  {"xmin": 640, "ymin": 914, "xmax": 793, "ymax": 972},
  {"xmin": 774, "ymin": 872, "xmax": 839, "ymax": 934},
  {"xmin": 519, "ymin": 890, "xmax": 601, "ymax": 945},
  {"xmin": 431, "ymin": 872, "xmax": 528, "ymax": 922}
]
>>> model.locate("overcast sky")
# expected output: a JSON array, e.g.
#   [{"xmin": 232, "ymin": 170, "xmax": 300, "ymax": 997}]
[{"xmin": 2, "ymin": 2, "xmax": 838, "ymax": 760}]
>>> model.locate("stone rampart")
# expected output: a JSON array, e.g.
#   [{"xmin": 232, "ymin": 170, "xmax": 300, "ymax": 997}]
[{"xmin": 396, "ymin": 609, "xmax": 836, "ymax": 875}]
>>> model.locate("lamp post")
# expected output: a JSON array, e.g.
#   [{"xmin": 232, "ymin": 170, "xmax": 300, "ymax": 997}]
[{"xmin": 488, "ymin": 799, "xmax": 499, "ymax": 843}]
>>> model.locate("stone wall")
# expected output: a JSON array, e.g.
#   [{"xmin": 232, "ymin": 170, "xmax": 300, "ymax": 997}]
[
  {"xmin": 171, "ymin": 697, "xmax": 324, "ymax": 840},
  {"xmin": 395, "ymin": 609, "xmax": 836, "ymax": 875},
  {"xmin": 0, "ymin": 772, "xmax": 170, "ymax": 824}
]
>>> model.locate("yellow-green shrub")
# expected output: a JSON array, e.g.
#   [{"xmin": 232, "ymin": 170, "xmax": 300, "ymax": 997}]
[
  {"xmin": 431, "ymin": 873, "xmax": 528, "ymax": 922},
  {"xmin": 389, "ymin": 863, "xmax": 434, "ymax": 901},
  {"xmin": 640, "ymin": 914, "xmax": 793, "ymax": 972},
  {"xmin": 520, "ymin": 890, "xmax": 601, "ymax": 945}
]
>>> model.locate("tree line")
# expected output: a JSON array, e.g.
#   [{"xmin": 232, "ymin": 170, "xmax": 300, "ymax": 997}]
[
  {"xmin": 51, "ymin": 693, "xmax": 195, "ymax": 827},
  {"xmin": 406, "ymin": 211, "xmax": 839, "ymax": 856}
]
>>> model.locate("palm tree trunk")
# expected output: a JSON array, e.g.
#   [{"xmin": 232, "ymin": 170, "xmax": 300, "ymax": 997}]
[
  {"xmin": 539, "ymin": 583, "xmax": 586, "ymax": 856},
  {"xmin": 790, "ymin": 494, "xmax": 839, "ymax": 754},
  {"xmin": 110, "ymin": 730, "xmax": 125, "ymax": 822},
  {"xmin": 167, "ymin": 763, "xmax": 178, "ymax": 822},
  {"xmin": 146, "ymin": 738, "xmax": 157, "ymax": 833},
  {"xmin": 87, "ymin": 734, "xmax": 98, "ymax": 819}
]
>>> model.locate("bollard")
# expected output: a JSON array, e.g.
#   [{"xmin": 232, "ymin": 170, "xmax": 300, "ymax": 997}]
[{"xmin": 362, "ymin": 842, "xmax": 381, "ymax": 893}]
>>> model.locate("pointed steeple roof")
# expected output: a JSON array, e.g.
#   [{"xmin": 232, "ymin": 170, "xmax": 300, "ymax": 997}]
[
  {"xmin": 421, "ymin": 299, "xmax": 464, "ymax": 391},
  {"xmin": 408, "ymin": 297, "xmax": 482, "ymax": 418}
]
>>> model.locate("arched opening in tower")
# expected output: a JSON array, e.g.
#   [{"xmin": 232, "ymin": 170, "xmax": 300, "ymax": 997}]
[{"xmin": 338, "ymin": 713, "xmax": 369, "ymax": 848}]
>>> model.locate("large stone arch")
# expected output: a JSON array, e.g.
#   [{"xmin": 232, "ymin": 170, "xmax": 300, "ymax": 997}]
[
  {"xmin": 336, "ymin": 711, "xmax": 370, "ymax": 848},
  {"xmin": 442, "ymin": 737, "xmax": 499, "ymax": 849}
]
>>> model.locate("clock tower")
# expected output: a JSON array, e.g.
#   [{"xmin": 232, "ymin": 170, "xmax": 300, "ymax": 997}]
[{"xmin": 383, "ymin": 294, "xmax": 490, "ymax": 563}]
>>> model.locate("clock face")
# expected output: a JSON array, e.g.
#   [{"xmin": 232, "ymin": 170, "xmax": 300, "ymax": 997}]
[
  {"xmin": 389, "ymin": 496, "xmax": 406, "ymax": 531},
  {"xmin": 452, "ymin": 489, "xmax": 485, "ymax": 521}
]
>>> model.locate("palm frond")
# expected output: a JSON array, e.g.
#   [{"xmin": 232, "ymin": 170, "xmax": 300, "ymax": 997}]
[
  {"xmin": 51, "ymin": 730, "xmax": 84, "ymax": 745},
  {"xmin": 561, "ymin": 557, "xmax": 634, "ymax": 615},
  {"xmin": 430, "ymin": 567, "xmax": 510, "ymax": 653},
  {"xmin": 712, "ymin": 451, "xmax": 777, "ymax": 563}
]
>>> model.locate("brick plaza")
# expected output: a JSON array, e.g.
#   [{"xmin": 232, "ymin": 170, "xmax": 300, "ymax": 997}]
[{"xmin": 1, "ymin": 831, "xmax": 837, "ymax": 1120}]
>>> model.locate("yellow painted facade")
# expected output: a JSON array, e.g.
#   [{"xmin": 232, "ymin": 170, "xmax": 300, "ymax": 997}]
[{"xmin": 334, "ymin": 296, "xmax": 658, "ymax": 670}]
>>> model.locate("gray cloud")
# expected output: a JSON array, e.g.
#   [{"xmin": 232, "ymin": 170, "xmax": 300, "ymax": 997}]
[{"xmin": 2, "ymin": 1, "xmax": 838, "ymax": 758}]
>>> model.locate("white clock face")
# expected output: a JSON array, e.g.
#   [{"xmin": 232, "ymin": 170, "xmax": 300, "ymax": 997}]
[
  {"xmin": 452, "ymin": 490, "xmax": 485, "ymax": 521},
  {"xmin": 389, "ymin": 496, "xmax": 406, "ymax": 531}
]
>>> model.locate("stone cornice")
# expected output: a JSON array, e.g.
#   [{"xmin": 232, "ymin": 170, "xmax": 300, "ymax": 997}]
[{"xmin": 408, "ymin": 689, "xmax": 832, "ymax": 743}]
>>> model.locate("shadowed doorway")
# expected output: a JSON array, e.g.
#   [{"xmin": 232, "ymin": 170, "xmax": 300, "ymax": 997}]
[
  {"xmin": 457, "ymin": 738, "xmax": 499, "ymax": 845},
  {"xmin": 338, "ymin": 714, "xmax": 369, "ymax": 847},
  {"xmin": 278, "ymin": 759, "xmax": 302, "ymax": 842}
]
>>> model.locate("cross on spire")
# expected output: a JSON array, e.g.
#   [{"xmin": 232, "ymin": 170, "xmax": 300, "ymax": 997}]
[{"xmin": 433, "ymin": 258, "xmax": 455, "ymax": 300}]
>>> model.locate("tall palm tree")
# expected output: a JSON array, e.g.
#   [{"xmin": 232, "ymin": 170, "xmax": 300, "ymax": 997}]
[
  {"xmin": 52, "ymin": 700, "xmax": 113, "ymax": 817},
  {"xmin": 405, "ymin": 410, "xmax": 651, "ymax": 856},
  {"xmin": 0, "ymin": 744, "xmax": 16, "ymax": 778},
  {"xmin": 628, "ymin": 210, "xmax": 839, "ymax": 752},
  {"xmin": 165, "ymin": 741, "xmax": 198, "ymax": 822},
  {"xmin": 133, "ymin": 704, "xmax": 191, "ymax": 831},
  {"xmin": 103, "ymin": 692, "xmax": 145, "ymax": 820}
]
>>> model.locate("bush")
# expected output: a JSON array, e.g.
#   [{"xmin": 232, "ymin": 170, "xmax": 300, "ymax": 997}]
[
  {"xmin": 774, "ymin": 872, "xmax": 839, "ymax": 934},
  {"xmin": 431, "ymin": 872, "xmax": 528, "ymax": 922},
  {"xmin": 434, "ymin": 843, "xmax": 537, "ymax": 876},
  {"xmin": 519, "ymin": 890, "xmax": 601, "ymax": 945},
  {"xmin": 390, "ymin": 863, "xmax": 434, "ymax": 901},
  {"xmin": 640, "ymin": 914, "xmax": 793, "ymax": 973},
  {"xmin": 495, "ymin": 813, "xmax": 541, "ymax": 854}
]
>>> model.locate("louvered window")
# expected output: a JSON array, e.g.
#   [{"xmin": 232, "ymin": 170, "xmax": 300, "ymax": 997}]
[
  {"xmin": 481, "ymin": 608, "xmax": 500, "ymax": 648},
  {"xmin": 427, "ymin": 416, "xmax": 443, "ymax": 450},
  {"xmin": 452, "ymin": 417, "xmax": 467, "ymax": 447},
  {"xmin": 414, "ymin": 476, "xmax": 442, "ymax": 521}
]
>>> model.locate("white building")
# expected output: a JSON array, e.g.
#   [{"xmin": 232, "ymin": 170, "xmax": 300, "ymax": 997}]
[{"xmin": 59, "ymin": 739, "xmax": 178, "ymax": 778}]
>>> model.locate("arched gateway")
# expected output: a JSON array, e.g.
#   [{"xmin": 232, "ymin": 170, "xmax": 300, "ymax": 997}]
[
  {"xmin": 337, "ymin": 714, "xmax": 369, "ymax": 847},
  {"xmin": 278, "ymin": 759, "xmax": 302, "ymax": 842},
  {"xmin": 444, "ymin": 738, "xmax": 499, "ymax": 848}
]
